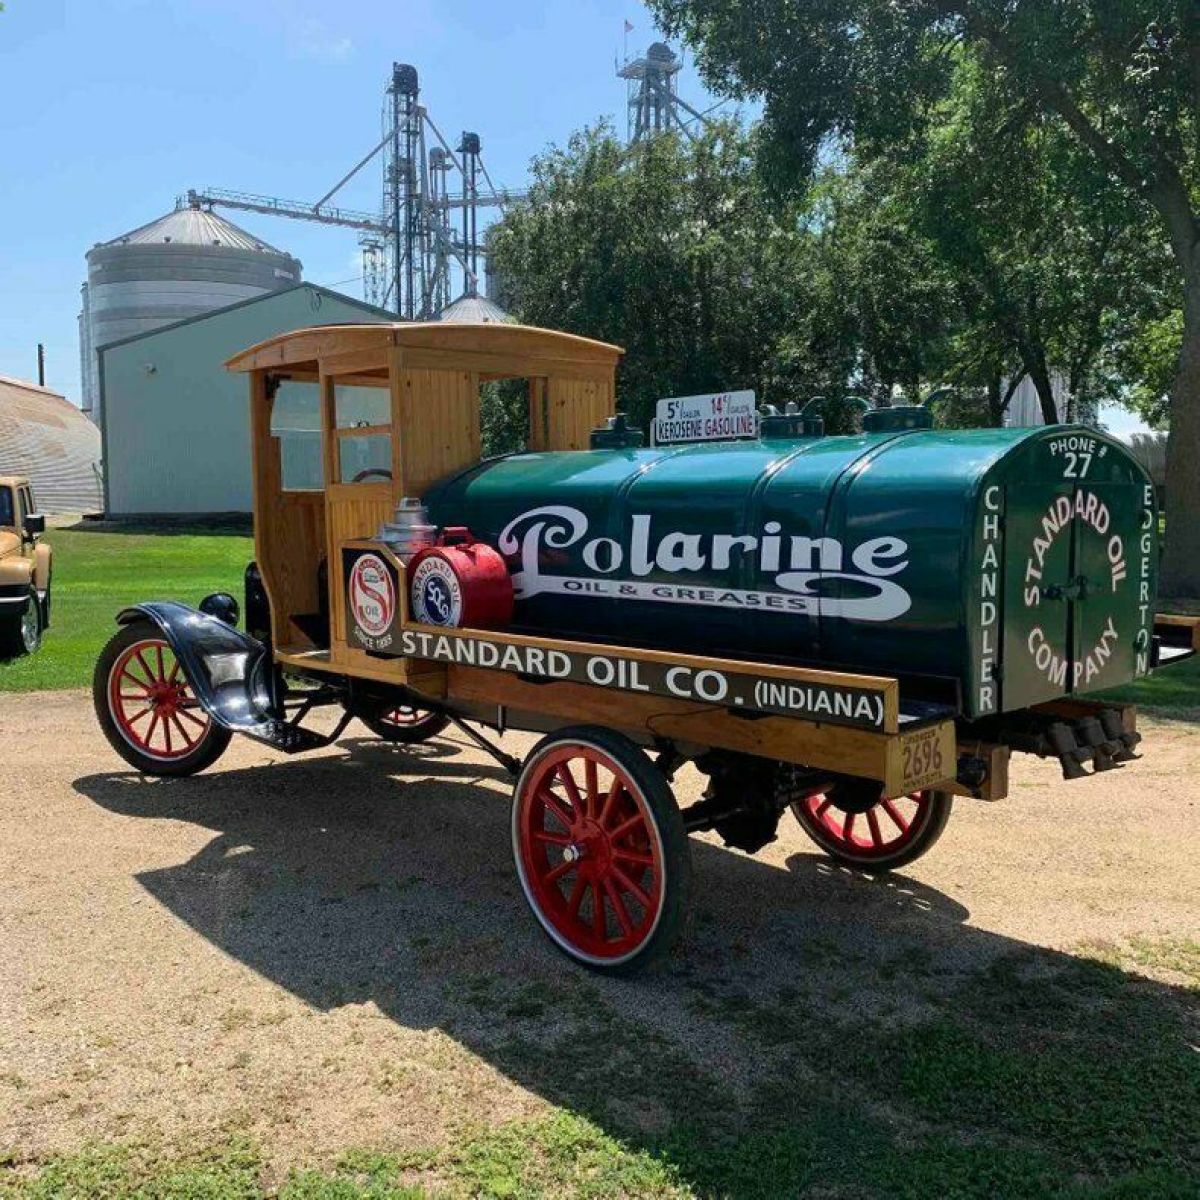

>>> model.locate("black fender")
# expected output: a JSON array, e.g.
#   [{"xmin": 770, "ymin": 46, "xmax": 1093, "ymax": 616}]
[{"xmin": 115, "ymin": 601, "xmax": 278, "ymax": 734}]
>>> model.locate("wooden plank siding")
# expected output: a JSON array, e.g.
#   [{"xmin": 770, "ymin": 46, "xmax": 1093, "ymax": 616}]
[
  {"xmin": 393, "ymin": 360, "xmax": 481, "ymax": 497},
  {"xmin": 544, "ymin": 376, "xmax": 614, "ymax": 450},
  {"xmin": 324, "ymin": 482, "xmax": 393, "ymax": 653}
]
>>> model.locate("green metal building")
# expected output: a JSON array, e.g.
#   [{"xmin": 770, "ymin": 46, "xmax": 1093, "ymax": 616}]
[{"xmin": 98, "ymin": 285, "xmax": 393, "ymax": 516}]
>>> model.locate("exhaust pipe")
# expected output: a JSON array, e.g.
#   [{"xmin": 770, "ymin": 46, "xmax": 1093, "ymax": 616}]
[
  {"xmin": 1099, "ymin": 708, "xmax": 1141, "ymax": 763},
  {"xmin": 1046, "ymin": 721, "xmax": 1092, "ymax": 780}
]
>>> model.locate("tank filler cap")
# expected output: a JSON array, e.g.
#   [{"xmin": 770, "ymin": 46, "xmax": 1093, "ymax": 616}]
[
  {"xmin": 759, "ymin": 403, "xmax": 825, "ymax": 439},
  {"xmin": 590, "ymin": 413, "xmax": 645, "ymax": 450},
  {"xmin": 861, "ymin": 405, "xmax": 934, "ymax": 433}
]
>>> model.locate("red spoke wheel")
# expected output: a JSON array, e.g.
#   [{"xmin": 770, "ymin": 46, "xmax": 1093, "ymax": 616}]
[
  {"xmin": 93, "ymin": 620, "xmax": 231, "ymax": 777},
  {"xmin": 791, "ymin": 784, "xmax": 953, "ymax": 872},
  {"xmin": 360, "ymin": 704, "xmax": 449, "ymax": 745},
  {"xmin": 512, "ymin": 725, "xmax": 690, "ymax": 974}
]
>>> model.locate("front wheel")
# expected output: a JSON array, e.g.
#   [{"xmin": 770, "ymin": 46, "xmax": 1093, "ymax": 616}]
[
  {"xmin": 512, "ymin": 725, "xmax": 690, "ymax": 974},
  {"xmin": 93, "ymin": 621, "xmax": 231, "ymax": 777},
  {"xmin": 791, "ymin": 785, "xmax": 952, "ymax": 872},
  {"xmin": 0, "ymin": 589, "xmax": 42, "ymax": 657}
]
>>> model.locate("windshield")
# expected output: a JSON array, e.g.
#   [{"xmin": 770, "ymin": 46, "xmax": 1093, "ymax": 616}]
[{"xmin": 0, "ymin": 488, "xmax": 13, "ymax": 528}]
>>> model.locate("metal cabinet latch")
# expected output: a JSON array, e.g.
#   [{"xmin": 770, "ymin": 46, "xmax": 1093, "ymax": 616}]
[{"xmin": 1043, "ymin": 575, "xmax": 1088, "ymax": 602}]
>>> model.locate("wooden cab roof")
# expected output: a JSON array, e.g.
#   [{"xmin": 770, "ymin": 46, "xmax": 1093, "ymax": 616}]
[{"xmin": 224, "ymin": 321, "xmax": 624, "ymax": 379}]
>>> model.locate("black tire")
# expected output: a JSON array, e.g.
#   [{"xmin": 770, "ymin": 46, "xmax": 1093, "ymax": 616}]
[
  {"xmin": 359, "ymin": 704, "xmax": 450, "ymax": 744},
  {"xmin": 0, "ymin": 588, "xmax": 42, "ymax": 657},
  {"xmin": 93, "ymin": 620, "xmax": 232, "ymax": 777},
  {"xmin": 790, "ymin": 785, "xmax": 953, "ymax": 873},
  {"xmin": 511, "ymin": 725, "xmax": 691, "ymax": 975}
]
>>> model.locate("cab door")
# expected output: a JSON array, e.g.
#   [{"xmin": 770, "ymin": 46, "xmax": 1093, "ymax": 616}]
[{"xmin": 322, "ymin": 376, "xmax": 395, "ymax": 655}]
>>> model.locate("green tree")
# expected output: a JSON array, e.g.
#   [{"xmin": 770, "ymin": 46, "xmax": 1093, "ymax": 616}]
[
  {"xmin": 899, "ymin": 51, "xmax": 1162, "ymax": 424},
  {"xmin": 488, "ymin": 122, "xmax": 816, "ymax": 434},
  {"xmin": 651, "ymin": 0, "xmax": 1200, "ymax": 594},
  {"xmin": 797, "ymin": 165, "xmax": 962, "ymax": 404}
]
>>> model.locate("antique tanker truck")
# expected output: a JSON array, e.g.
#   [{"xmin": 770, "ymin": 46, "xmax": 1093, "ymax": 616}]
[{"xmin": 92, "ymin": 322, "xmax": 1196, "ymax": 973}]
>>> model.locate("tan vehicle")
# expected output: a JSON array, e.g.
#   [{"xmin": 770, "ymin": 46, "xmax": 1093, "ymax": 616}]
[{"xmin": 0, "ymin": 476, "xmax": 51, "ymax": 656}]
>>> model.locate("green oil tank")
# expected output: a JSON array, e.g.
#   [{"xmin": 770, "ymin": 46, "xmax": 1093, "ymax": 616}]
[{"xmin": 423, "ymin": 425, "xmax": 1157, "ymax": 718}]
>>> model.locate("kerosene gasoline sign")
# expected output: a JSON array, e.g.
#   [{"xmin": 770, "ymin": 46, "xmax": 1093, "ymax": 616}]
[{"xmin": 652, "ymin": 390, "xmax": 757, "ymax": 445}]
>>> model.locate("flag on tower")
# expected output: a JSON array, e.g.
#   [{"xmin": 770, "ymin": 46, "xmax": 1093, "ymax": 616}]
[{"xmin": 624, "ymin": 19, "xmax": 634, "ymax": 32}]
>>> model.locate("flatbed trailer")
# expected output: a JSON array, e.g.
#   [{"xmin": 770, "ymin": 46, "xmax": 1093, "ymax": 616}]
[{"xmin": 91, "ymin": 322, "xmax": 1196, "ymax": 972}]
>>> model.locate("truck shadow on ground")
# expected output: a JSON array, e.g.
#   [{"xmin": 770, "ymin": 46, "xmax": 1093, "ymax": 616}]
[{"xmin": 73, "ymin": 738, "xmax": 1199, "ymax": 1196}]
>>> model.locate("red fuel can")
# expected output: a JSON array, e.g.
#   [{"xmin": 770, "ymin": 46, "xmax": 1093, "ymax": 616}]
[{"xmin": 408, "ymin": 527, "xmax": 514, "ymax": 629}]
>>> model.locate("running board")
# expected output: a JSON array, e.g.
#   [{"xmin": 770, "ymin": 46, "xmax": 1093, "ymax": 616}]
[{"xmin": 243, "ymin": 708, "xmax": 356, "ymax": 754}]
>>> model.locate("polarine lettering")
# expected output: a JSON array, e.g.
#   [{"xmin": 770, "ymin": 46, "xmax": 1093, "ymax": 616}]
[{"xmin": 498, "ymin": 506, "xmax": 912, "ymax": 623}]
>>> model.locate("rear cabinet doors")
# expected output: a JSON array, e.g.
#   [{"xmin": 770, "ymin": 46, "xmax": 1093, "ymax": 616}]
[{"xmin": 1002, "ymin": 482, "xmax": 1143, "ymax": 708}]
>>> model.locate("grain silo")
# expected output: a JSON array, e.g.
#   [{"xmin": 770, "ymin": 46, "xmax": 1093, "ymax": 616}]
[
  {"xmin": 437, "ymin": 293, "xmax": 512, "ymax": 323},
  {"xmin": 80, "ymin": 201, "xmax": 302, "ymax": 421}
]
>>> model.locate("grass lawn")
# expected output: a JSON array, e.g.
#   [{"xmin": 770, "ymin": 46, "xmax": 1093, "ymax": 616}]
[
  {"xmin": 1095, "ymin": 653, "xmax": 1200, "ymax": 711},
  {"xmin": 0, "ymin": 526, "xmax": 252, "ymax": 693}
]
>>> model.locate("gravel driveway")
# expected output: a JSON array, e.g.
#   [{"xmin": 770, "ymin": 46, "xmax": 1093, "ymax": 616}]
[{"xmin": 1, "ymin": 690, "xmax": 1196, "ymax": 1174}]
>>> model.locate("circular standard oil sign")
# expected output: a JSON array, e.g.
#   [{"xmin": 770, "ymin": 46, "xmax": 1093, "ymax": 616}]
[
  {"xmin": 411, "ymin": 555, "xmax": 463, "ymax": 626},
  {"xmin": 348, "ymin": 553, "xmax": 396, "ymax": 638}
]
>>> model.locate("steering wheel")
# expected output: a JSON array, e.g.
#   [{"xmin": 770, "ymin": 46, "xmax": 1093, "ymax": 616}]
[{"xmin": 352, "ymin": 468, "xmax": 393, "ymax": 483}]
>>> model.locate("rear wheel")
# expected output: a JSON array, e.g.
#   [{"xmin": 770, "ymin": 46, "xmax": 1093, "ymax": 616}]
[
  {"xmin": 360, "ymin": 705, "xmax": 449, "ymax": 744},
  {"xmin": 512, "ymin": 726, "xmax": 690, "ymax": 974},
  {"xmin": 791, "ymin": 785, "xmax": 952, "ymax": 872},
  {"xmin": 93, "ymin": 621, "xmax": 231, "ymax": 776}
]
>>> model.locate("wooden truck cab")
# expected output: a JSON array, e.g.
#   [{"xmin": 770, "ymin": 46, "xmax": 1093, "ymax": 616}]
[{"xmin": 225, "ymin": 322, "xmax": 619, "ymax": 679}]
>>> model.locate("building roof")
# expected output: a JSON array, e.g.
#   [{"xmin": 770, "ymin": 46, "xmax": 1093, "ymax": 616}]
[
  {"xmin": 437, "ymin": 293, "xmax": 513, "ymax": 324},
  {"xmin": 0, "ymin": 376, "xmax": 102, "ymax": 514},
  {"xmin": 97, "ymin": 205, "xmax": 287, "ymax": 255}
]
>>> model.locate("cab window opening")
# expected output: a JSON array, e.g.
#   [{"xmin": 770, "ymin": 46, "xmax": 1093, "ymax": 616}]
[
  {"xmin": 271, "ymin": 380, "xmax": 323, "ymax": 492},
  {"xmin": 481, "ymin": 377, "xmax": 532, "ymax": 456},
  {"xmin": 332, "ymin": 381, "xmax": 393, "ymax": 484}
]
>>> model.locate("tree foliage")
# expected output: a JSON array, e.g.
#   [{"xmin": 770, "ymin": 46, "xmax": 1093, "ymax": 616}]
[
  {"xmin": 649, "ymin": 0, "xmax": 1200, "ymax": 594},
  {"xmin": 488, "ymin": 122, "xmax": 815, "ymax": 436}
]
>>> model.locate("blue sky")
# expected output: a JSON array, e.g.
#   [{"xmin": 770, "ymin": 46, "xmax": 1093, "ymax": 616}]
[
  {"xmin": 0, "ymin": 0, "xmax": 1147, "ymax": 433},
  {"xmin": 0, "ymin": 0, "xmax": 723, "ymax": 402}
]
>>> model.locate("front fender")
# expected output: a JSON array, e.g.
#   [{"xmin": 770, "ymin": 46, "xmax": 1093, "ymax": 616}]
[
  {"xmin": 117, "ymin": 601, "xmax": 277, "ymax": 734},
  {"xmin": 32, "ymin": 542, "xmax": 52, "ymax": 595}
]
